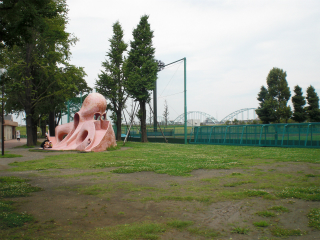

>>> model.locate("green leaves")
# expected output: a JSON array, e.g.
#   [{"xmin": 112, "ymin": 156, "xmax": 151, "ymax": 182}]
[
  {"xmin": 95, "ymin": 21, "xmax": 128, "ymax": 140},
  {"xmin": 305, "ymin": 85, "xmax": 320, "ymax": 122},
  {"xmin": 291, "ymin": 85, "xmax": 307, "ymax": 123},
  {"xmin": 256, "ymin": 68, "xmax": 292, "ymax": 123},
  {"xmin": 124, "ymin": 15, "xmax": 158, "ymax": 103}
]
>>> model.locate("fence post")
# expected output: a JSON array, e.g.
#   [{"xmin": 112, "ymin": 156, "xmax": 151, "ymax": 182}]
[
  {"xmin": 281, "ymin": 124, "xmax": 288, "ymax": 146},
  {"xmin": 305, "ymin": 124, "xmax": 311, "ymax": 147},
  {"xmin": 259, "ymin": 125, "xmax": 266, "ymax": 146},
  {"xmin": 209, "ymin": 126, "xmax": 214, "ymax": 143},
  {"xmin": 240, "ymin": 126, "xmax": 246, "ymax": 144},
  {"xmin": 223, "ymin": 126, "xmax": 229, "ymax": 144},
  {"xmin": 194, "ymin": 127, "xmax": 200, "ymax": 143}
]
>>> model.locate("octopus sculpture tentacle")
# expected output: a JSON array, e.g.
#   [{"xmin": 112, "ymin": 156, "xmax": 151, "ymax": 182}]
[{"xmin": 49, "ymin": 93, "xmax": 117, "ymax": 152}]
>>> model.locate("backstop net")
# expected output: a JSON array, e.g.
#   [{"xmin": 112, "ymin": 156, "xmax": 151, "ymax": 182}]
[{"xmin": 121, "ymin": 58, "xmax": 188, "ymax": 143}]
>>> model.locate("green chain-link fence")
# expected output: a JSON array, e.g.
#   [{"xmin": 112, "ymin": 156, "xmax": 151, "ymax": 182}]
[
  {"xmin": 189, "ymin": 123, "xmax": 320, "ymax": 148},
  {"xmin": 115, "ymin": 125, "xmax": 193, "ymax": 144}
]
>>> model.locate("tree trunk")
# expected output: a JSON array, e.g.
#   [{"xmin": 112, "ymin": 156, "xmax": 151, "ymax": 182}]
[
  {"xmin": 49, "ymin": 111, "xmax": 55, "ymax": 136},
  {"xmin": 116, "ymin": 110, "xmax": 122, "ymax": 141},
  {"xmin": 40, "ymin": 119, "xmax": 47, "ymax": 137},
  {"xmin": 140, "ymin": 101, "xmax": 148, "ymax": 142},
  {"xmin": 32, "ymin": 121, "xmax": 37, "ymax": 145},
  {"xmin": 25, "ymin": 107, "xmax": 34, "ymax": 146}
]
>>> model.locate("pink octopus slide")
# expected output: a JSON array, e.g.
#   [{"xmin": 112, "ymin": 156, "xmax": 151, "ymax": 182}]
[{"xmin": 48, "ymin": 93, "xmax": 117, "ymax": 152}]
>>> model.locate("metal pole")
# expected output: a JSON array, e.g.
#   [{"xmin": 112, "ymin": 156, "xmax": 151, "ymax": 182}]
[
  {"xmin": 184, "ymin": 57, "xmax": 187, "ymax": 144},
  {"xmin": 153, "ymin": 81, "xmax": 157, "ymax": 132},
  {"xmin": 2, "ymin": 81, "xmax": 4, "ymax": 155},
  {"xmin": 67, "ymin": 100, "xmax": 70, "ymax": 123},
  {"xmin": 0, "ymin": 69, "xmax": 6, "ymax": 156}
]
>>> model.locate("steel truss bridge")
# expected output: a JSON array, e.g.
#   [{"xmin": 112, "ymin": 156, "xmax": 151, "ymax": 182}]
[{"xmin": 173, "ymin": 108, "xmax": 257, "ymax": 124}]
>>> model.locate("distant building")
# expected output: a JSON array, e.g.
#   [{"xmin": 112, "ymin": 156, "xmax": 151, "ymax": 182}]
[
  {"xmin": 0, "ymin": 115, "xmax": 19, "ymax": 141},
  {"xmin": 187, "ymin": 119, "xmax": 200, "ymax": 127}
]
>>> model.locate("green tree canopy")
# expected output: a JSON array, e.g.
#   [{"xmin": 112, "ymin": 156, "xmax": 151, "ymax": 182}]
[
  {"xmin": 255, "ymin": 86, "xmax": 275, "ymax": 124},
  {"xmin": 96, "ymin": 21, "xmax": 128, "ymax": 141},
  {"xmin": 305, "ymin": 85, "xmax": 320, "ymax": 122},
  {"xmin": 256, "ymin": 67, "xmax": 292, "ymax": 123},
  {"xmin": 1, "ymin": 0, "xmax": 90, "ymax": 145},
  {"xmin": 124, "ymin": 15, "xmax": 158, "ymax": 142},
  {"xmin": 291, "ymin": 85, "xmax": 307, "ymax": 123}
]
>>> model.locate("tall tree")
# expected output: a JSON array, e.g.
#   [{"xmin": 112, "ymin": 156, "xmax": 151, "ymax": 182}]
[
  {"xmin": 96, "ymin": 21, "xmax": 128, "ymax": 141},
  {"xmin": 1, "ymin": 0, "xmax": 89, "ymax": 146},
  {"xmin": 305, "ymin": 85, "xmax": 320, "ymax": 122},
  {"xmin": 163, "ymin": 100, "xmax": 169, "ymax": 127},
  {"xmin": 256, "ymin": 67, "xmax": 292, "ymax": 123},
  {"xmin": 266, "ymin": 67, "xmax": 292, "ymax": 123},
  {"xmin": 0, "ymin": 0, "xmax": 54, "ymax": 52},
  {"xmin": 124, "ymin": 15, "xmax": 158, "ymax": 142},
  {"xmin": 291, "ymin": 85, "xmax": 307, "ymax": 123},
  {"xmin": 255, "ymin": 86, "xmax": 275, "ymax": 124}
]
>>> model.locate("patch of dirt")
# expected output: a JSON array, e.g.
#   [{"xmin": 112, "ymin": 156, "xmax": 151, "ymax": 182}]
[{"xmin": 1, "ymin": 141, "xmax": 320, "ymax": 239}]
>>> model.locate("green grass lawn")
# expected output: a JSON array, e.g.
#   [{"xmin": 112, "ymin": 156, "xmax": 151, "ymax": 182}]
[
  {"xmin": 2, "ymin": 142, "xmax": 320, "ymax": 239},
  {"xmin": 9, "ymin": 142, "xmax": 320, "ymax": 174}
]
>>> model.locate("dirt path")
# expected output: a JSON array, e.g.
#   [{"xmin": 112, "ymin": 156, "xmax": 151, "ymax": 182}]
[{"xmin": 1, "ymin": 140, "xmax": 319, "ymax": 239}]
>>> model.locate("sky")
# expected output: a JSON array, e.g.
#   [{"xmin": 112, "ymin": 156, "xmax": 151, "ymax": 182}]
[{"xmin": 58, "ymin": 0, "xmax": 320, "ymax": 123}]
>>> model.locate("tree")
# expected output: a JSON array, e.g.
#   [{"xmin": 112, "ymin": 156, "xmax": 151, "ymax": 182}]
[
  {"xmin": 1, "ymin": 0, "xmax": 89, "ymax": 146},
  {"xmin": 163, "ymin": 100, "xmax": 169, "ymax": 127},
  {"xmin": 291, "ymin": 85, "xmax": 307, "ymax": 123},
  {"xmin": 305, "ymin": 85, "xmax": 320, "ymax": 122},
  {"xmin": 256, "ymin": 67, "xmax": 292, "ymax": 123},
  {"xmin": 124, "ymin": 15, "xmax": 158, "ymax": 142},
  {"xmin": 96, "ymin": 21, "xmax": 128, "ymax": 141},
  {"xmin": 255, "ymin": 86, "xmax": 274, "ymax": 124},
  {"xmin": 0, "ymin": 0, "xmax": 55, "ymax": 53}
]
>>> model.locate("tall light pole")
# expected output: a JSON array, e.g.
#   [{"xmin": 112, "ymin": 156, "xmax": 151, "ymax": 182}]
[{"xmin": 0, "ymin": 68, "xmax": 7, "ymax": 156}]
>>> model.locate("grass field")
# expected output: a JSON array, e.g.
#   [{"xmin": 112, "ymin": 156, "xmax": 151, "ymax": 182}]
[{"xmin": 1, "ymin": 142, "xmax": 320, "ymax": 239}]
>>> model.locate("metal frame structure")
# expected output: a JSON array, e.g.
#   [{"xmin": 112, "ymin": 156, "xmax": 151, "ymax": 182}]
[
  {"xmin": 173, "ymin": 111, "xmax": 218, "ymax": 124},
  {"xmin": 220, "ymin": 108, "xmax": 256, "ymax": 123},
  {"xmin": 154, "ymin": 58, "xmax": 187, "ymax": 144}
]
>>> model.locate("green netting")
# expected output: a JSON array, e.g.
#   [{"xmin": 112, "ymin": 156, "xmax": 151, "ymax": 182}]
[
  {"xmin": 114, "ymin": 126, "xmax": 193, "ymax": 144},
  {"xmin": 189, "ymin": 123, "xmax": 320, "ymax": 148}
]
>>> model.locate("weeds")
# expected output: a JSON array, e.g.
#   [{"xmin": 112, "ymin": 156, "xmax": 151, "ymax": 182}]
[
  {"xmin": 255, "ymin": 211, "xmax": 276, "ymax": 217},
  {"xmin": 270, "ymin": 227, "xmax": 306, "ymax": 237},
  {"xmin": 0, "ymin": 210, "xmax": 34, "ymax": 229},
  {"xmin": 223, "ymin": 180, "xmax": 256, "ymax": 187},
  {"xmin": 231, "ymin": 226, "xmax": 250, "ymax": 234},
  {"xmin": 0, "ymin": 176, "xmax": 42, "ymax": 198},
  {"xmin": 166, "ymin": 220, "xmax": 193, "ymax": 229},
  {"xmin": 307, "ymin": 208, "xmax": 320, "ymax": 230},
  {"xmin": 305, "ymin": 174, "xmax": 316, "ymax": 177},
  {"xmin": 0, "ymin": 153, "xmax": 23, "ymax": 158},
  {"xmin": 268, "ymin": 206, "xmax": 289, "ymax": 212},
  {"xmin": 10, "ymin": 142, "xmax": 320, "ymax": 175},
  {"xmin": 276, "ymin": 186, "xmax": 320, "ymax": 201},
  {"xmin": 187, "ymin": 227, "xmax": 219, "ymax": 238},
  {"xmin": 86, "ymin": 222, "xmax": 166, "ymax": 240},
  {"xmin": 253, "ymin": 221, "xmax": 269, "ymax": 227},
  {"xmin": 0, "ymin": 177, "xmax": 40, "ymax": 229}
]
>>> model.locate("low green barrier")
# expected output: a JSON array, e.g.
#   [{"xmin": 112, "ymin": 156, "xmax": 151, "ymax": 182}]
[
  {"xmin": 189, "ymin": 123, "xmax": 320, "ymax": 148},
  {"xmin": 115, "ymin": 126, "xmax": 191, "ymax": 144}
]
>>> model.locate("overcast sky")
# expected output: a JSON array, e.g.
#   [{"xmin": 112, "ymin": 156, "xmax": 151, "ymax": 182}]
[{"xmin": 63, "ymin": 0, "xmax": 320, "ymax": 122}]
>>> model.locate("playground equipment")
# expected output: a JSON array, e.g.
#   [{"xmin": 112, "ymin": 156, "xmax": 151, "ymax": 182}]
[{"xmin": 48, "ymin": 93, "xmax": 116, "ymax": 152}]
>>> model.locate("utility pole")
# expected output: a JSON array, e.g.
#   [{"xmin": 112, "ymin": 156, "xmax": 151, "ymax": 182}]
[{"xmin": 0, "ymin": 68, "xmax": 7, "ymax": 156}]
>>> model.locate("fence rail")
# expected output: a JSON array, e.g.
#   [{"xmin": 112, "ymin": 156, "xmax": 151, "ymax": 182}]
[{"xmin": 189, "ymin": 123, "xmax": 320, "ymax": 148}]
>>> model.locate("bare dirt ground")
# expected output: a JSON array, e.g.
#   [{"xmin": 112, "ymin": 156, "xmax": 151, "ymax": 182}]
[{"xmin": 1, "ymin": 139, "xmax": 320, "ymax": 239}]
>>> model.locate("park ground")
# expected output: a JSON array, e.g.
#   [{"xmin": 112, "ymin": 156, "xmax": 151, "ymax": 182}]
[{"xmin": 0, "ymin": 139, "xmax": 320, "ymax": 239}]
